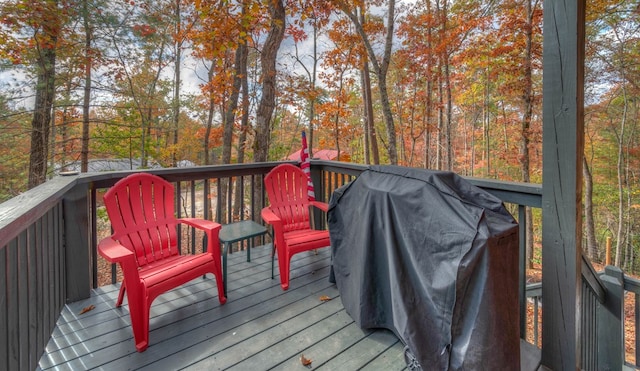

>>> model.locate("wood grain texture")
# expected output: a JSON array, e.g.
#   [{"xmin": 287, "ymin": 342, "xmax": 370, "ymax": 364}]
[{"xmin": 541, "ymin": 0, "xmax": 586, "ymax": 370}]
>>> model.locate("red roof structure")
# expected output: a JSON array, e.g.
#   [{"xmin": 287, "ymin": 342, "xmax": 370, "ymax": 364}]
[{"xmin": 287, "ymin": 149, "xmax": 349, "ymax": 162}]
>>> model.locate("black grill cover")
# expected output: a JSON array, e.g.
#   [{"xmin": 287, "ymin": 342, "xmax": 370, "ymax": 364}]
[{"xmin": 328, "ymin": 166, "xmax": 520, "ymax": 370}]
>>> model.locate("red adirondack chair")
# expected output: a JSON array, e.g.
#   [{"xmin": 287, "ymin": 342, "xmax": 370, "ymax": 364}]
[
  {"xmin": 261, "ymin": 164, "xmax": 330, "ymax": 290},
  {"xmin": 98, "ymin": 173, "xmax": 226, "ymax": 352}
]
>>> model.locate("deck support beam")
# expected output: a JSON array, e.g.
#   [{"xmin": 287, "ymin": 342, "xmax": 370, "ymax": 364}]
[{"xmin": 541, "ymin": 0, "xmax": 586, "ymax": 370}]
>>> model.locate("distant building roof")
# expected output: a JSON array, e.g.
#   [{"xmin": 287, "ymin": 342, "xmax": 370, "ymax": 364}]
[{"xmin": 57, "ymin": 159, "xmax": 162, "ymax": 173}]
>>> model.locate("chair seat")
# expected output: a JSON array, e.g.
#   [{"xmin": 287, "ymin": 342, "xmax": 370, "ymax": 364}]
[
  {"xmin": 285, "ymin": 229, "xmax": 330, "ymax": 254},
  {"xmin": 139, "ymin": 253, "xmax": 215, "ymax": 289}
]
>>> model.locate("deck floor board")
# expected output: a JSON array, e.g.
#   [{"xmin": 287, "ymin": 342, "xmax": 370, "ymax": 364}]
[{"xmin": 38, "ymin": 245, "xmax": 407, "ymax": 370}]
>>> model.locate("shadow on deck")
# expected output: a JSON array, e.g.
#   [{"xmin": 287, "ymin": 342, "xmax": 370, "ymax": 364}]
[{"xmin": 38, "ymin": 244, "xmax": 540, "ymax": 370}]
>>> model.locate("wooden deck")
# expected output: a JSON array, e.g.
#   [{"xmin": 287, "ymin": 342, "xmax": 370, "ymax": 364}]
[
  {"xmin": 37, "ymin": 243, "xmax": 541, "ymax": 370},
  {"xmin": 37, "ymin": 245, "xmax": 407, "ymax": 370}
]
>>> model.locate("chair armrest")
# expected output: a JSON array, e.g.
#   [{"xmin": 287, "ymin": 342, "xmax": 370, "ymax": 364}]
[
  {"xmin": 179, "ymin": 218, "xmax": 222, "ymax": 234},
  {"xmin": 262, "ymin": 207, "xmax": 286, "ymax": 251},
  {"xmin": 310, "ymin": 200, "xmax": 329, "ymax": 213},
  {"xmin": 261, "ymin": 207, "xmax": 282, "ymax": 227},
  {"xmin": 98, "ymin": 237, "xmax": 135, "ymax": 263},
  {"xmin": 178, "ymin": 218, "xmax": 222, "ymax": 256}
]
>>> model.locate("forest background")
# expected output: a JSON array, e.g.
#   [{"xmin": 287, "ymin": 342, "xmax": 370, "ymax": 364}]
[{"xmin": 0, "ymin": 0, "xmax": 638, "ymax": 274}]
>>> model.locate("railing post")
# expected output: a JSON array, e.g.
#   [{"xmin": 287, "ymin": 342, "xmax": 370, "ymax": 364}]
[
  {"xmin": 518, "ymin": 205, "xmax": 527, "ymax": 338},
  {"xmin": 63, "ymin": 182, "xmax": 91, "ymax": 302},
  {"xmin": 310, "ymin": 164, "xmax": 324, "ymax": 230},
  {"xmin": 597, "ymin": 265, "xmax": 624, "ymax": 371}
]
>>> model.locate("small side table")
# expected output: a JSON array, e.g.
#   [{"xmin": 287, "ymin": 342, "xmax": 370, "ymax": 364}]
[{"xmin": 219, "ymin": 220, "xmax": 268, "ymax": 295}]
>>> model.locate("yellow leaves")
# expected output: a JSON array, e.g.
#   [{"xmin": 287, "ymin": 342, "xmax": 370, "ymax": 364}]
[{"xmin": 319, "ymin": 295, "xmax": 331, "ymax": 302}]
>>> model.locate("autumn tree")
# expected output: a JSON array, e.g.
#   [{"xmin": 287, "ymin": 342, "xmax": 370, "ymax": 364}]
[
  {"xmin": 587, "ymin": 0, "xmax": 640, "ymax": 269},
  {"xmin": 253, "ymin": 0, "xmax": 286, "ymax": 163},
  {"xmin": 80, "ymin": 0, "xmax": 93, "ymax": 172},
  {"xmin": 90, "ymin": 0, "xmax": 176, "ymax": 167},
  {"xmin": 330, "ymin": 0, "xmax": 397, "ymax": 165},
  {"xmin": 492, "ymin": 0, "xmax": 543, "ymax": 269},
  {"xmin": 315, "ymin": 15, "xmax": 363, "ymax": 160},
  {"xmin": 0, "ymin": 0, "xmax": 66, "ymax": 187},
  {"xmin": 280, "ymin": 1, "xmax": 333, "ymax": 155},
  {"xmin": 396, "ymin": 2, "xmax": 439, "ymax": 168},
  {"xmin": 0, "ymin": 99, "xmax": 30, "ymax": 201}
]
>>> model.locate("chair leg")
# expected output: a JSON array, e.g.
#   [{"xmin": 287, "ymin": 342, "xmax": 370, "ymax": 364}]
[
  {"xmin": 277, "ymin": 251, "xmax": 290, "ymax": 291},
  {"xmin": 222, "ymin": 242, "xmax": 230, "ymax": 296},
  {"xmin": 116, "ymin": 281, "xmax": 126, "ymax": 307},
  {"xmin": 128, "ymin": 292, "xmax": 150, "ymax": 352},
  {"xmin": 216, "ymin": 274, "xmax": 227, "ymax": 305},
  {"xmin": 214, "ymin": 265, "xmax": 227, "ymax": 305},
  {"xmin": 271, "ymin": 243, "xmax": 276, "ymax": 280}
]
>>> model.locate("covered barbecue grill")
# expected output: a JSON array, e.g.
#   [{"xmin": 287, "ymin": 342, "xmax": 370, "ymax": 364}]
[{"xmin": 327, "ymin": 166, "xmax": 520, "ymax": 370}]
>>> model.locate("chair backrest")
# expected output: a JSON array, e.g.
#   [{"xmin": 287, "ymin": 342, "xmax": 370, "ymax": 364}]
[
  {"xmin": 103, "ymin": 173, "xmax": 180, "ymax": 266},
  {"xmin": 264, "ymin": 164, "xmax": 313, "ymax": 233}
]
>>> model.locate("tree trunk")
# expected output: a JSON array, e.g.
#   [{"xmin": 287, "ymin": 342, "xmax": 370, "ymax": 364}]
[
  {"xmin": 81, "ymin": 0, "xmax": 92, "ymax": 173},
  {"xmin": 377, "ymin": 0, "xmax": 397, "ymax": 164},
  {"xmin": 308, "ymin": 12, "xmax": 319, "ymax": 156},
  {"xmin": 614, "ymin": 87, "xmax": 627, "ymax": 267},
  {"xmin": 58, "ymin": 83, "xmax": 73, "ymax": 172},
  {"xmin": 521, "ymin": 0, "xmax": 535, "ymax": 269},
  {"xmin": 483, "ymin": 67, "xmax": 490, "ymax": 176},
  {"xmin": 220, "ymin": 27, "xmax": 246, "ymax": 223},
  {"xmin": 334, "ymin": 73, "xmax": 344, "ymax": 156},
  {"xmin": 360, "ymin": 68, "xmax": 370, "ymax": 164},
  {"xmin": 583, "ymin": 156, "xmax": 597, "ymax": 260},
  {"xmin": 233, "ymin": 1, "xmax": 250, "ymax": 220},
  {"xmin": 222, "ymin": 44, "xmax": 244, "ymax": 165},
  {"xmin": 172, "ymin": 0, "xmax": 181, "ymax": 167},
  {"xmin": 252, "ymin": 0, "xmax": 284, "ymax": 223},
  {"xmin": 444, "ymin": 56, "xmax": 453, "ymax": 170},
  {"xmin": 253, "ymin": 0, "xmax": 285, "ymax": 163},
  {"xmin": 437, "ymin": 62, "xmax": 444, "ymax": 170},
  {"xmin": 362, "ymin": 50, "xmax": 379, "ymax": 165},
  {"xmin": 28, "ymin": 17, "xmax": 59, "ymax": 188},
  {"xmin": 442, "ymin": 0, "xmax": 452, "ymax": 170},
  {"xmin": 424, "ymin": 0, "xmax": 434, "ymax": 170},
  {"xmin": 337, "ymin": 0, "xmax": 396, "ymax": 164},
  {"xmin": 204, "ymin": 62, "xmax": 215, "ymax": 165},
  {"xmin": 623, "ymin": 118, "xmax": 636, "ymax": 270}
]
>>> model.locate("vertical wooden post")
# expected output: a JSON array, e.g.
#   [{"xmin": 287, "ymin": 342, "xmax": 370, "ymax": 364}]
[
  {"xmin": 310, "ymin": 161, "xmax": 323, "ymax": 230},
  {"xmin": 63, "ymin": 182, "xmax": 91, "ymax": 302},
  {"xmin": 541, "ymin": 0, "xmax": 586, "ymax": 370},
  {"xmin": 597, "ymin": 266, "xmax": 624, "ymax": 370},
  {"xmin": 606, "ymin": 236, "xmax": 612, "ymax": 266}
]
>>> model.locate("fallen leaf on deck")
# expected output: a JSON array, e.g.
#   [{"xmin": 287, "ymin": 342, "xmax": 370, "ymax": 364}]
[
  {"xmin": 79, "ymin": 305, "xmax": 95, "ymax": 315},
  {"xmin": 300, "ymin": 354, "xmax": 312, "ymax": 367},
  {"xmin": 319, "ymin": 295, "xmax": 331, "ymax": 302}
]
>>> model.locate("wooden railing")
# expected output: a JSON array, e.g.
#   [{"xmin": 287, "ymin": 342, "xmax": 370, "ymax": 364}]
[
  {"xmin": 0, "ymin": 176, "xmax": 86, "ymax": 371},
  {"xmin": 581, "ymin": 255, "xmax": 607, "ymax": 370},
  {"xmin": 0, "ymin": 160, "xmax": 630, "ymax": 370},
  {"xmin": 594, "ymin": 265, "xmax": 640, "ymax": 369}
]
